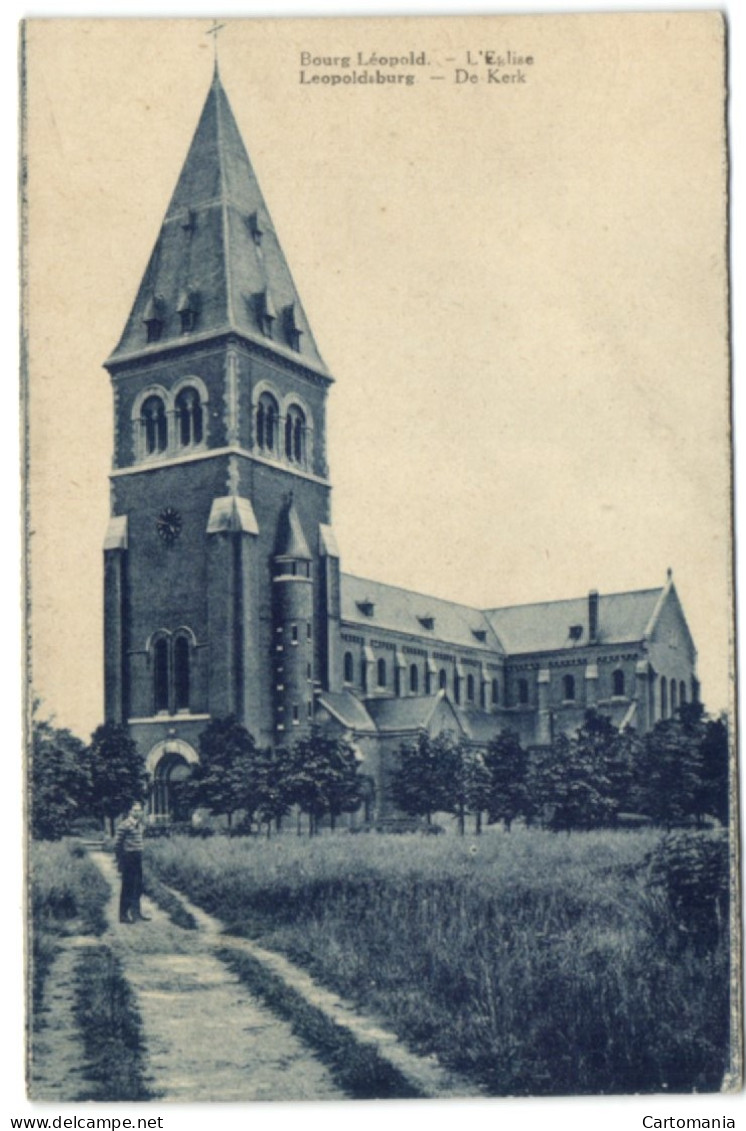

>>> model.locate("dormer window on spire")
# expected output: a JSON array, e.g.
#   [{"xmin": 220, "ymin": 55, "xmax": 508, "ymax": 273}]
[
  {"xmin": 248, "ymin": 211, "xmax": 264, "ymax": 246},
  {"xmin": 177, "ymin": 290, "xmax": 201, "ymax": 334},
  {"xmin": 255, "ymin": 289, "xmax": 276, "ymax": 338},
  {"xmin": 143, "ymin": 294, "xmax": 166, "ymax": 343},
  {"xmin": 283, "ymin": 304, "xmax": 303, "ymax": 352}
]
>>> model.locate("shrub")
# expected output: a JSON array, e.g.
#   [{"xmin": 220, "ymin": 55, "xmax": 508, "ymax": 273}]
[{"xmin": 644, "ymin": 830, "xmax": 729, "ymax": 949}]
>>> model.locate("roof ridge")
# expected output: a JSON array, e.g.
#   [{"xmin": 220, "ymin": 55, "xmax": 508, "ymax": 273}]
[
  {"xmin": 484, "ymin": 586, "xmax": 663, "ymax": 614},
  {"xmin": 214, "ymin": 71, "xmax": 235, "ymax": 329}
]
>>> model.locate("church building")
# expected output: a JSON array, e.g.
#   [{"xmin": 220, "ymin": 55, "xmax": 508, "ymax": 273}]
[{"xmin": 102, "ymin": 68, "xmax": 698, "ymax": 819}]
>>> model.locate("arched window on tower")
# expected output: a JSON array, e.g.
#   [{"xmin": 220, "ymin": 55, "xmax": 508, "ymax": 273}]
[
  {"xmin": 563, "ymin": 674, "xmax": 576, "ymax": 701},
  {"xmin": 153, "ymin": 638, "xmax": 169, "ymax": 713},
  {"xmin": 680, "ymin": 680, "xmax": 687, "ymax": 705},
  {"xmin": 174, "ymin": 636, "xmax": 190, "ymax": 711},
  {"xmin": 670, "ymin": 678, "xmax": 677, "ymax": 714},
  {"xmin": 141, "ymin": 395, "xmax": 167, "ymax": 456},
  {"xmin": 175, "ymin": 387, "xmax": 203, "ymax": 447},
  {"xmin": 612, "ymin": 669, "xmax": 625, "ymax": 697},
  {"xmin": 285, "ymin": 404, "xmax": 306, "ymax": 465},
  {"xmin": 410, "ymin": 664, "xmax": 419, "ymax": 694},
  {"xmin": 256, "ymin": 392, "xmax": 279, "ymax": 453},
  {"xmin": 661, "ymin": 677, "xmax": 668, "ymax": 719},
  {"xmin": 343, "ymin": 651, "xmax": 354, "ymax": 684}
]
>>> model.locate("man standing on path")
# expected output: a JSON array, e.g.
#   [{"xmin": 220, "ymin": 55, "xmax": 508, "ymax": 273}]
[{"xmin": 114, "ymin": 801, "xmax": 150, "ymax": 924}]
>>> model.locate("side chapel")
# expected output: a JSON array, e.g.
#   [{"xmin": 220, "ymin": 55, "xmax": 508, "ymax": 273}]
[{"xmin": 102, "ymin": 67, "xmax": 698, "ymax": 820}]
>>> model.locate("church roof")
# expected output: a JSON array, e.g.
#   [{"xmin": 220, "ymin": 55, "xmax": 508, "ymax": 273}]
[
  {"xmin": 315, "ymin": 690, "xmax": 377, "ymax": 733},
  {"xmin": 108, "ymin": 67, "xmax": 329, "ymax": 376},
  {"xmin": 364, "ymin": 694, "xmax": 462, "ymax": 734},
  {"xmin": 340, "ymin": 574, "xmax": 504, "ymax": 653},
  {"xmin": 484, "ymin": 588, "xmax": 664, "ymax": 655}
]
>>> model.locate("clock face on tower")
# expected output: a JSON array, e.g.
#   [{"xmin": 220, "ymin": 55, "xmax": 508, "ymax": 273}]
[{"xmin": 155, "ymin": 506, "xmax": 183, "ymax": 545}]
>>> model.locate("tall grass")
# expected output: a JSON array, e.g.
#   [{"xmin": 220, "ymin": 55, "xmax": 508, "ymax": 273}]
[
  {"xmin": 29, "ymin": 840, "xmax": 110, "ymax": 1017},
  {"xmin": 73, "ymin": 946, "xmax": 153, "ymax": 1100},
  {"xmin": 148, "ymin": 828, "xmax": 730, "ymax": 1096}
]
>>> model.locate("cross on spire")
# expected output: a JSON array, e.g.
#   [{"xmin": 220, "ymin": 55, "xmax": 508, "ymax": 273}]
[{"xmin": 206, "ymin": 19, "xmax": 227, "ymax": 66}]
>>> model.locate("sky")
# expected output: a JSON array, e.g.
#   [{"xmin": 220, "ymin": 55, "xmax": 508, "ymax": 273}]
[{"xmin": 25, "ymin": 13, "xmax": 731, "ymax": 739}]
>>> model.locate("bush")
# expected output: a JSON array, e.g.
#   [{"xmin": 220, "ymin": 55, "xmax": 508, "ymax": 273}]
[{"xmin": 644, "ymin": 830, "xmax": 729, "ymax": 950}]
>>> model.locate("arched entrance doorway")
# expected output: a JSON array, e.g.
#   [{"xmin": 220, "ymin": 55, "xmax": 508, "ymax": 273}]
[{"xmin": 146, "ymin": 739, "xmax": 199, "ymax": 823}]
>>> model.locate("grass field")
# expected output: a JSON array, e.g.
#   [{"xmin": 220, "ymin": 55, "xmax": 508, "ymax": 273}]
[{"xmin": 148, "ymin": 827, "xmax": 731, "ymax": 1097}]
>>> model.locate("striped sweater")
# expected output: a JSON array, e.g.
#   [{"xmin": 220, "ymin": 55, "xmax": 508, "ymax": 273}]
[{"xmin": 115, "ymin": 816, "xmax": 144, "ymax": 854}]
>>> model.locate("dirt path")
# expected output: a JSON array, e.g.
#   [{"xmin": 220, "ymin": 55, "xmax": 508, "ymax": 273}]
[{"xmin": 92, "ymin": 852, "xmax": 344, "ymax": 1102}]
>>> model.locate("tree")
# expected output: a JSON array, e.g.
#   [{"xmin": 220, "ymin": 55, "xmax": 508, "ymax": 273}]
[
  {"xmin": 637, "ymin": 702, "xmax": 729, "ymax": 829},
  {"xmin": 527, "ymin": 711, "xmax": 641, "ymax": 833},
  {"xmin": 698, "ymin": 713, "xmax": 729, "ymax": 826},
  {"xmin": 438, "ymin": 742, "xmax": 492, "ymax": 836},
  {"xmin": 190, "ymin": 716, "xmax": 265, "ymax": 828},
  {"xmin": 87, "ymin": 722, "xmax": 147, "ymax": 835},
  {"xmin": 31, "ymin": 709, "xmax": 90, "ymax": 839},
  {"xmin": 483, "ymin": 729, "xmax": 528, "ymax": 831},
  {"xmin": 283, "ymin": 731, "xmax": 364, "ymax": 835},
  {"xmin": 536, "ymin": 713, "xmax": 616, "ymax": 832},
  {"xmin": 253, "ymin": 748, "xmax": 293, "ymax": 838},
  {"xmin": 389, "ymin": 732, "xmax": 455, "ymax": 827}
]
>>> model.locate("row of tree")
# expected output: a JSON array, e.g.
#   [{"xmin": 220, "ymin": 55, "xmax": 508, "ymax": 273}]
[
  {"xmin": 30, "ymin": 709, "xmax": 367, "ymax": 839},
  {"xmin": 391, "ymin": 703, "xmax": 729, "ymax": 833},
  {"xmin": 180, "ymin": 717, "xmax": 365, "ymax": 835},
  {"xmin": 31, "ymin": 710, "xmax": 148, "ymax": 840},
  {"xmin": 31, "ymin": 701, "xmax": 728, "ymax": 840}
]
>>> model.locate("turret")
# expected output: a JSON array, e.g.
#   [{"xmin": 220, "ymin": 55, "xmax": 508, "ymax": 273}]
[{"xmin": 272, "ymin": 494, "xmax": 314, "ymax": 739}]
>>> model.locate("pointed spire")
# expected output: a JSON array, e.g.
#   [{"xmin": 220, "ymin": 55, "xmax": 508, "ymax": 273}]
[
  {"xmin": 274, "ymin": 494, "xmax": 312, "ymax": 560},
  {"xmin": 108, "ymin": 69, "xmax": 328, "ymax": 375}
]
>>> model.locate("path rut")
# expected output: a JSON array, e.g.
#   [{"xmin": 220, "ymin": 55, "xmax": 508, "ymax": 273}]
[{"xmin": 92, "ymin": 852, "xmax": 343, "ymax": 1102}]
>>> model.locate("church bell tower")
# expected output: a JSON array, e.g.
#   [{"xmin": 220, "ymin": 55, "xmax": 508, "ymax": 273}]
[{"xmin": 103, "ymin": 64, "xmax": 337, "ymax": 777}]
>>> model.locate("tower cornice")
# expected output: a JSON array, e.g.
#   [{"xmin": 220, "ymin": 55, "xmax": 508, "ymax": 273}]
[
  {"xmin": 108, "ymin": 444, "xmax": 332, "ymax": 487},
  {"xmin": 105, "ymin": 329, "xmax": 334, "ymax": 389}
]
